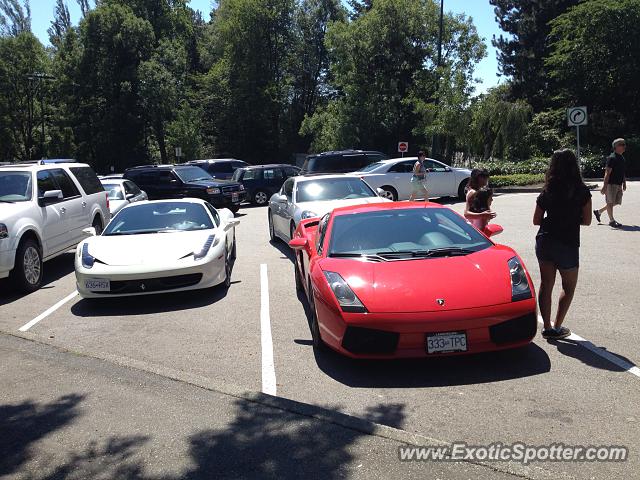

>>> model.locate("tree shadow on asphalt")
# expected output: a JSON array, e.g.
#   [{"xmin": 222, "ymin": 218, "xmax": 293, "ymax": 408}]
[
  {"xmin": 0, "ymin": 394, "xmax": 85, "ymax": 477},
  {"xmin": 14, "ymin": 396, "xmax": 401, "ymax": 480},
  {"xmin": 71, "ymin": 284, "xmax": 232, "ymax": 317},
  {"xmin": 546, "ymin": 338, "xmax": 636, "ymax": 372},
  {"xmin": 0, "ymin": 252, "xmax": 75, "ymax": 307}
]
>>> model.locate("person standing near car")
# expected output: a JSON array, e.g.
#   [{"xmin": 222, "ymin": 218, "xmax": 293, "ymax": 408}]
[
  {"xmin": 464, "ymin": 168, "xmax": 496, "ymax": 228},
  {"xmin": 409, "ymin": 151, "xmax": 429, "ymax": 201},
  {"xmin": 593, "ymin": 138, "xmax": 626, "ymax": 228},
  {"xmin": 533, "ymin": 149, "xmax": 592, "ymax": 340}
]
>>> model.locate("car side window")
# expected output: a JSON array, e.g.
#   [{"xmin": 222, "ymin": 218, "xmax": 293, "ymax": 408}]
[
  {"xmin": 284, "ymin": 167, "xmax": 298, "ymax": 177},
  {"xmin": 37, "ymin": 170, "xmax": 58, "ymax": 198},
  {"xmin": 205, "ymin": 203, "xmax": 220, "ymax": 226},
  {"xmin": 283, "ymin": 178, "xmax": 294, "ymax": 200},
  {"xmin": 69, "ymin": 166, "xmax": 103, "ymax": 194},
  {"xmin": 158, "ymin": 171, "xmax": 175, "ymax": 184},
  {"xmin": 242, "ymin": 169, "xmax": 255, "ymax": 180},
  {"xmin": 214, "ymin": 163, "xmax": 234, "ymax": 174},
  {"xmin": 124, "ymin": 181, "xmax": 141, "ymax": 196},
  {"xmin": 264, "ymin": 168, "xmax": 283, "ymax": 180},
  {"xmin": 50, "ymin": 169, "xmax": 80, "ymax": 199},
  {"xmin": 425, "ymin": 160, "xmax": 448, "ymax": 172},
  {"xmin": 316, "ymin": 214, "xmax": 330, "ymax": 254},
  {"xmin": 389, "ymin": 161, "xmax": 414, "ymax": 173},
  {"xmin": 366, "ymin": 154, "xmax": 386, "ymax": 163},
  {"xmin": 343, "ymin": 154, "xmax": 369, "ymax": 171}
]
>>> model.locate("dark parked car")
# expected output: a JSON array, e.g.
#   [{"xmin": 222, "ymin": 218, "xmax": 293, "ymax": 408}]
[
  {"xmin": 232, "ymin": 164, "xmax": 300, "ymax": 205},
  {"xmin": 301, "ymin": 150, "xmax": 388, "ymax": 174},
  {"xmin": 187, "ymin": 159, "xmax": 249, "ymax": 180},
  {"xmin": 123, "ymin": 164, "xmax": 246, "ymax": 213}
]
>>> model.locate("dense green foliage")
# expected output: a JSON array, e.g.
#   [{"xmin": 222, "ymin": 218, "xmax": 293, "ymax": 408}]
[{"xmin": 0, "ymin": 0, "xmax": 637, "ymax": 176}]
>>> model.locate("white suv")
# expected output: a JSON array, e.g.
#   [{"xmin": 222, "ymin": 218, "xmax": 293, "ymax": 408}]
[{"xmin": 0, "ymin": 161, "xmax": 110, "ymax": 293}]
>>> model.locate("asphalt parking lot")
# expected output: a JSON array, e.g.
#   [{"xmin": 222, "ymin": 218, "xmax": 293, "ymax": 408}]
[{"xmin": 2, "ymin": 182, "xmax": 639, "ymax": 479}]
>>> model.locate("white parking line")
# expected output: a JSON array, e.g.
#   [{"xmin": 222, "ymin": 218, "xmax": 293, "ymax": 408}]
[
  {"xmin": 19, "ymin": 290, "xmax": 78, "ymax": 332},
  {"xmin": 260, "ymin": 264, "xmax": 277, "ymax": 395},
  {"xmin": 537, "ymin": 317, "xmax": 640, "ymax": 379}
]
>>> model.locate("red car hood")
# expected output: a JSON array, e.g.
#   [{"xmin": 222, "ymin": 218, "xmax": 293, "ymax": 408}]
[{"xmin": 319, "ymin": 247, "xmax": 519, "ymax": 313}]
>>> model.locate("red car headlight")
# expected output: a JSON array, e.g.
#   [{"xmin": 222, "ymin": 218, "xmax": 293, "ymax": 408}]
[
  {"xmin": 323, "ymin": 271, "xmax": 367, "ymax": 313},
  {"xmin": 508, "ymin": 256, "xmax": 532, "ymax": 301}
]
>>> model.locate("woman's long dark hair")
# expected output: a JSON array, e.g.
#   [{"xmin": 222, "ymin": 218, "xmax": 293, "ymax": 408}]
[
  {"xmin": 468, "ymin": 168, "xmax": 489, "ymax": 191},
  {"xmin": 544, "ymin": 149, "xmax": 585, "ymax": 197}
]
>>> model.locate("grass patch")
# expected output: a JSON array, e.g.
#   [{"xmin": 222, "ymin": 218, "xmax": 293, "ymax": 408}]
[{"xmin": 489, "ymin": 173, "xmax": 545, "ymax": 188}]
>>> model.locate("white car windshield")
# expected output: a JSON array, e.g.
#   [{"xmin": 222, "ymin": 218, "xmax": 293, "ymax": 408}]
[
  {"xmin": 328, "ymin": 208, "xmax": 491, "ymax": 258},
  {"xmin": 0, "ymin": 172, "xmax": 32, "ymax": 202},
  {"xmin": 104, "ymin": 202, "xmax": 214, "ymax": 236},
  {"xmin": 296, "ymin": 178, "xmax": 377, "ymax": 203},
  {"xmin": 101, "ymin": 183, "xmax": 125, "ymax": 200}
]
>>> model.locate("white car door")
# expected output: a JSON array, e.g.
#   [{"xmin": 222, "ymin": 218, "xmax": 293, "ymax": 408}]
[
  {"xmin": 50, "ymin": 168, "xmax": 85, "ymax": 245},
  {"xmin": 387, "ymin": 160, "xmax": 417, "ymax": 200},
  {"xmin": 425, "ymin": 160, "xmax": 456, "ymax": 197},
  {"xmin": 36, "ymin": 170, "xmax": 70, "ymax": 257}
]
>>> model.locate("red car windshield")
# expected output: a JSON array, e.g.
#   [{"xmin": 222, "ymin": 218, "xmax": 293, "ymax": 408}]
[{"xmin": 328, "ymin": 208, "xmax": 491, "ymax": 257}]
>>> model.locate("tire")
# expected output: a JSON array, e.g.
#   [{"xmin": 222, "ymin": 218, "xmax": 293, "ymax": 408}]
[
  {"xmin": 307, "ymin": 282, "xmax": 326, "ymax": 351},
  {"xmin": 379, "ymin": 186, "xmax": 398, "ymax": 201},
  {"xmin": 230, "ymin": 232, "xmax": 237, "ymax": 260},
  {"xmin": 268, "ymin": 210, "xmax": 277, "ymax": 243},
  {"xmin": 458, "ymin": 179, "xmax": 469, "ymax": 201},
  {"xmin": 290, "ymin": 222, "xmax": 296, "ymax": 242},
  {"xmin": 222, "ymin": 248, "xmax": 232, "ymax": 289},
  {"xmin": 253, "ymin": 190, "xmax": 269, "ymax": 206},
  {"xmin": 92, "ymin": 216, "xmax": 103, "ymax": 235},
  {"xmin": 294, "ymin": 254, "xmax": 303, "ymax": 292},
  {"xmin": 10, "ymin": 238, "xmax": 43, "ymax": 293}
]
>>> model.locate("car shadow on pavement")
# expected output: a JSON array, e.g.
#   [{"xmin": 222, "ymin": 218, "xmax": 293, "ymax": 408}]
[
  {"xmin": 71, "ymin": 285, "xmax": 232, "ymax": 317},
  {"xmin": 0, "ymin": 394, "xmax": 85, "ymax": 478},
  {"xmin": 0, "ymin": 252, "xmax": 76, "ymax": 307},
  {"xmin": 270, "ymin": 239, "xmax": 295, "ymax": 262},
  {"xmin": 547, "ymin": 338, "xmax": 636, "ymax": 372}
]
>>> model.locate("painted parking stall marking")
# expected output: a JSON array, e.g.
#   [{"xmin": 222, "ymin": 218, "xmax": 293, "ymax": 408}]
[
  {"xmin": 537, "ymin": 317, "xmax": 640, "ymax": 379},
  {"xmin": 261, "ymin": 263, "xmax": 277, "ymax": 395},
  {"xmin": 19, "ymin": 290, "xmax": 78, "ymax": 332}
]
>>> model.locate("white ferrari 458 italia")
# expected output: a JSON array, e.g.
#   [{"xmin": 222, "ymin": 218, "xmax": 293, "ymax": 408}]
[{"xmin": 75, "ymin": 199, "xmax": 239, "ymax": 298}]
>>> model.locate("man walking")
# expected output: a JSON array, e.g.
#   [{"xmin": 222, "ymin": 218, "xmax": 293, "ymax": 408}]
[{"xmin": 594, "ymin": 138, "xmax": 627, "ymax": 228}]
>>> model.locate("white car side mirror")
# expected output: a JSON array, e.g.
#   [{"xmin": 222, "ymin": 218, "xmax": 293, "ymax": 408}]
[{"xmin": 224, "ymin": 219, "xmax": 240, "ymax": 231}]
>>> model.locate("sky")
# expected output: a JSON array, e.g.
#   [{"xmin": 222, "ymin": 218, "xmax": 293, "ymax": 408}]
[{"xmin": 30, "ymin": 0, "xmax": 505, "ymax": 94}]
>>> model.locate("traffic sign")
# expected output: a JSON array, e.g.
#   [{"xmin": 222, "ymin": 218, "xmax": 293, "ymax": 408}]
[
  {"xmin": 175, "ymin": 147, "xmax": 182, "ymax": 158},
  {"xmin": 567, "ymin": 107, "xmax": 588, "ymax": 126},
  {"xmin": 398, "ymin": 142, "xmax": 409, "ymax": 153}
]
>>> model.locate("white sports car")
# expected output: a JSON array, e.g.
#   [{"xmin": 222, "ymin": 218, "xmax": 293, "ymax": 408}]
[
  {"xmin": 75, "ymin": 199, "xmax": 239, "ymax": 298},
  {"xmin": 355, "ymin": 157, "xmax": 472, "ymax": 201},
  {"xmin": 267, "ymin": 174, "xmax": 391, "ymax": 243}
]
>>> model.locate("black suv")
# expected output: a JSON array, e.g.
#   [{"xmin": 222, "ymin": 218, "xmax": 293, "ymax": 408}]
[
  {"xmin": 301, "ymin": 150, "xmax": 388, "ymax": 174},
  {"xmin": 123, "ymin": 164, "xmax": 246, "ymax": 213},
  {"xmin": 232, "ymin": 164, "xmax": 300, "ymax": 205},
  {"xmin": 187, "ymin": 159, "xmax": 249, "ymax": 180}
]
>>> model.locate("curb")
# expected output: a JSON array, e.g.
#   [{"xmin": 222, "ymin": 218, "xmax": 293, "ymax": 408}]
[{"xmin": 495, "ymin": 182, "xmax": 601, "ymax": 195}]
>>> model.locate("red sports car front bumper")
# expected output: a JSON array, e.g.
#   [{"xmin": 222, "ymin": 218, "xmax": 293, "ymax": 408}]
[{"xmin": 314, "ymin": 295, "xmax": 537, "ymax": 359}]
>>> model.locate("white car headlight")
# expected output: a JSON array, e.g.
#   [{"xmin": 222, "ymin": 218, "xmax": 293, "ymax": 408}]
[
  {"xmin": 194, "ymin": 235, "xmax": 216, "ymax": 260},
  {"xmin": 324, "ymin": 271, "xmax": 366, "ymax": 313},
  {"xmin": 301, "ymin": 210, "xmax": 317, "ymax": 220},
  {"xmin": 81, "ymin": 243, "xmax": 95, "ymax": 268},
  {"xmin": 508, "ymin": 256, "xmax": 532, "ymax": 301}
]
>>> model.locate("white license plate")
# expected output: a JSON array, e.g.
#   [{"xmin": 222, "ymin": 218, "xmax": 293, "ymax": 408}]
[
  {"xmin": 85, "ymin": 279, "xmax": 110, "ymax": 291},
  {"xmin": 426, "ymin": 331, "xmax": 467, "ymax": 354},
  {"xmin": 232, "ymin": 192, "xmax": 239, "ymax": 202}
]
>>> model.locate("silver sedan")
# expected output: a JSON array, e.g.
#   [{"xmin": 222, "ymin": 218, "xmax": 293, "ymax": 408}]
[{"xmin": 100, "ymin": 179, "xmax": 148, "ymax": 216}]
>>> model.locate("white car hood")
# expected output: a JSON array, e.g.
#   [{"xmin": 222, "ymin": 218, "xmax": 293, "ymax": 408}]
[
  {"xmin": 0, "ymin": 201, "xmax": 33, "ymax": 223},
  {"xmin": 297, "ymin": 197, "xmax": 390, "ymax": 217},
  {"xmin": 85, "ymin": 230, "xmax": 216, "ymax": 266}
]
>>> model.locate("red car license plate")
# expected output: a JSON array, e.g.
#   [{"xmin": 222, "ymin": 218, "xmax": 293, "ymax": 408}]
[{"xmin": 426, "ymin": 331, "xmax": 467, "ymax": 354}]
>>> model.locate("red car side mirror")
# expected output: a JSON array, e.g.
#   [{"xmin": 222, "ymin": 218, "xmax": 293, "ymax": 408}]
[
  {"xmin": 483, "ymin": 224, "xmax": 504, "ymax": 237},
  {"xmin": 289, "ymin": 237, "xmax": 308, "ymax": 250}
]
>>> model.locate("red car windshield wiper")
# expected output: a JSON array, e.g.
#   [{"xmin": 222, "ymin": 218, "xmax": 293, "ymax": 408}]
[
  {"xmin": 376, "ymin": 247, "xmax": 475, "ymax": 258},
  {"xmin": 328, "ymin": 252, "xmax": 388, "ymax": 262}
]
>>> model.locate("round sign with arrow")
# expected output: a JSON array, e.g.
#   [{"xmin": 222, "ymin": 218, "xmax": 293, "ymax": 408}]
[{"xmin": 567, "ymin": 107, "xmax": 588, "ymax": 126}]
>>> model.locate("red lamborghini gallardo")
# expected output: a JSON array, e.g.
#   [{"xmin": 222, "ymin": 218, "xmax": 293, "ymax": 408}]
[{"xmin": 289, "ymin": 202, "xmax": 537, "ymax": 358}]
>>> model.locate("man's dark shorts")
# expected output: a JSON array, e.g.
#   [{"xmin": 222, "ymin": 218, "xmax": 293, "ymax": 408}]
[{"xmin": 535, "ymin": 236, "xmax": 579, "ymax": 270}]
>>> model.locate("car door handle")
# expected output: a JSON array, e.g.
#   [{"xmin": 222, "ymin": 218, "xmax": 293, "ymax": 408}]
[
  {"xmin": 60, "ymin": 207, "xmax": 66, "ymax": 214},
  {"xmin": 82, "ymin": 201, "xmax": 87, "ymax": 208}
]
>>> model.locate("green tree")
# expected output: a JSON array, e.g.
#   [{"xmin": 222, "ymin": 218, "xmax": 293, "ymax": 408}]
[
  {"xmin": 546, "ymin": 0, "xmax": 640, "ymax": 145},
  {"xmin": 0, "ymin": 32, "xmax": 49, "ymax": 160},
  {"xmin": 48, "ymin": 0, "xmax": 71, "ymax": 47},
  {"xmin": 0, "ymin": 0, "xmax": 31, "ymax": 36},
  {"xmin": 490, "ymin": 0, "xmax": 578, "ymax": 110}
]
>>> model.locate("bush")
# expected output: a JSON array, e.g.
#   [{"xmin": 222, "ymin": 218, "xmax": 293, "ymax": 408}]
[
  {"xmin": 489, "ymin": 173, "xmax": 545, "ymax": 188},
  {"xmin": 471, "ymin": 158, "xmax": 548, "ymax": 176}
]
